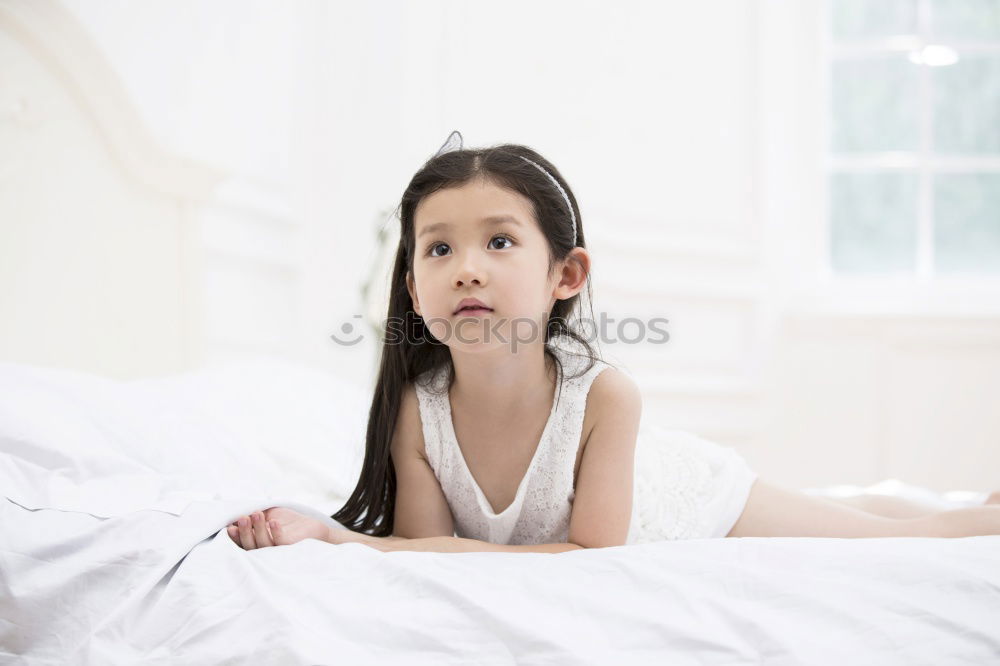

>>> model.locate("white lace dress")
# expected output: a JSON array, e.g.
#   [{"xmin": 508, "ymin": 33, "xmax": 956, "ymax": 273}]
[{"xmin": 412, "ymin": 339, "xmax": 759, "ymax": 545}]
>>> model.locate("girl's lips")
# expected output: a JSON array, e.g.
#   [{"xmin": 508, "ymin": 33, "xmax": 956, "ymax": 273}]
[{"xmin": 454, "ymin": 307, "xmax": 493, "ymax": 316}]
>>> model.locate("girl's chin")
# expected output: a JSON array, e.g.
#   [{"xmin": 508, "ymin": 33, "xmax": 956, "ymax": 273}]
[{"xmin": 444, "ymin": 338, "xmax": 521, "ymax": 354}]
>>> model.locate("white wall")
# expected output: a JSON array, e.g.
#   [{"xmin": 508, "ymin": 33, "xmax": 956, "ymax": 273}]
[{"xmin": 49, "ymin": 0, "xmax": 1000, "ymax": 490}]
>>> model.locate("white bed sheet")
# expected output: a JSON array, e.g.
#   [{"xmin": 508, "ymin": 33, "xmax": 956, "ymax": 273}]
[{"xmin": 2, "ymin": 361, "xmax": 999, "ymax": 665}]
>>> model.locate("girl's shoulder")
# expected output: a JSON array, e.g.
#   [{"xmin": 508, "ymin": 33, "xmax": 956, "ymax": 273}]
[{"xmin": 584, "ymin": 365, "xmax": 641, "ymax": 416}]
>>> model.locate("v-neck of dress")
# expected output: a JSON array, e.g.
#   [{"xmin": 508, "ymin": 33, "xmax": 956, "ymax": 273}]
[{"xmin": 442, "ymin": 360, "xmax": 563, "ymax": 519}]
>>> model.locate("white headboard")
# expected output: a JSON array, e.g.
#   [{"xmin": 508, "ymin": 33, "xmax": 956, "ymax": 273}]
[{"xmin": 0, "ymin": 0, "xmax": 225, "ymax": 379}]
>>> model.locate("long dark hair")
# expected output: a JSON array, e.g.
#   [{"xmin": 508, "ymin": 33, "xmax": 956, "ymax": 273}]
[{"xmin": 331, "ymin": 137, "xmax": 616, "ymax": 536}]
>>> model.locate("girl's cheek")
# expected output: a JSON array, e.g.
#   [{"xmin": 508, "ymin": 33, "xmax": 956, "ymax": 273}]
[{"xmin": 424, "ymin": 319, "xmax": 450, "ymax": 342}]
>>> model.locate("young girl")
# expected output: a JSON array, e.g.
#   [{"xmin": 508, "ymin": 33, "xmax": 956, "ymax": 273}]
[{"xmin": 228, "ymin": 132, "xmax": 1000, "ymax": 552}]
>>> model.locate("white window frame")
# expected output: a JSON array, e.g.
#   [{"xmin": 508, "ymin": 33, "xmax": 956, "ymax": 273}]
[{"xmin": 808, "ymin": 0, "xmax": 1000, "ymax": 316}]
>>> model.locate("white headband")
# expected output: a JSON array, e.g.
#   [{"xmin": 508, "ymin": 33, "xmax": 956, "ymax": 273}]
[
  {"xmin": 433, "ymin": 130, "xmax": 577, "ymax": 246},
  {"xmin": 514, "ymin": 155, "xmax": 577, "ymax": 247}
]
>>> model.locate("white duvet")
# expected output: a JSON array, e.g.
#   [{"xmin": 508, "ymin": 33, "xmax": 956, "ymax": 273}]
[{"xmin": 2, "ymin": 360, "xmax": 998, "ymax": 665}]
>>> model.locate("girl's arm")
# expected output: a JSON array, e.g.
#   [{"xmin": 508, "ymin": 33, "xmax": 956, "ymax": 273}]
[
  {"xmin": 391, "ymin": 383, "xmax": 457, "ymax": 539},
  {"xmin": 566, "ymin": 368, "xmax": 642, "ymax": 549}
]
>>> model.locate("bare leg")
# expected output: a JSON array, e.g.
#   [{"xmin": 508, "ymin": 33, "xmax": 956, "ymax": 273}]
[
  {"xmin": 727, "ymin": 479, "xmax": 1000, "ymax": 538},
  {"xmin": 828, "ymin": 488, "xmax": 1000, "ymax": 519},
  {"xmin": 824, "ymin": 494, "xmax": 945, "ymax": 519},
  {"xmin": 917, "ymin": 505, "xmax": 1000, "ymax": 538}
]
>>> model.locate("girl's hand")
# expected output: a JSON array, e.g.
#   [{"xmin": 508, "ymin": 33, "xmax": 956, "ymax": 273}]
[{"xmin": 227, "ymin": 507, "xmax": 330, "ymax": 550}]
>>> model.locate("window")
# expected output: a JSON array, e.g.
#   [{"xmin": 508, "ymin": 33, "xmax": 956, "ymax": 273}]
[{"xmin": 826, "ymin": 0, "xmax": 1000, "ymax": 277}]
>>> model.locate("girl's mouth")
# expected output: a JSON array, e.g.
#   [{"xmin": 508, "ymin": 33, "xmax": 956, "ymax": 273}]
[{"xmin": 454, "ymin": 307, "xmax": 493, "ymax": 316}]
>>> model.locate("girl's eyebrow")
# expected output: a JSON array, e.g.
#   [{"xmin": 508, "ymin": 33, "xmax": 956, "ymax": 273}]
[{"xmin": 418, "ymin": 215, "xmax": 522, "ymax": 239}]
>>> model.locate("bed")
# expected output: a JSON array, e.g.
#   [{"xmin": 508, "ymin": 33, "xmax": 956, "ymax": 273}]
[
  {"xmin": 2, "ymin": 360, "xmax": 999, "ymax": 664},
  {"xmin": 2, "ymin": 2, "xmax": 999, "ymax": 664}
]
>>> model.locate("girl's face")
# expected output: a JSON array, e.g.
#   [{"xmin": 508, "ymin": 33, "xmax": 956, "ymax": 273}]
[{"xmin": 406, "ymin": 178, "xmax": 575, "ymax": 353}]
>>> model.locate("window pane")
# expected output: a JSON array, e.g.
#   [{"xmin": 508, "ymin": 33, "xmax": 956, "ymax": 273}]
[
  {"xmin": 933, "ymin": 55, "xmax": 1000, "ymax": 153},
  {"xmin": 831, "ymin": 56, "xmax": 921, "ymax": 152},
  {"xmin": 831, "ymin": 0, "xmax": 918, "ymax": 40},
  {"xmin": 930, "ymin": 0, "xmax": 1000, "ymax": 41},
  {"xmin": 934, "ymin": 173, "xmax": 1000, "ymax": 273},
  {"xmin": 830, "ymin": 172, "xmax": 919, "ymax": 273}
]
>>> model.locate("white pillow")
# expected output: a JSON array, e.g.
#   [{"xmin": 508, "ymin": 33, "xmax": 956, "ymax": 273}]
[{"xmin": 0, "ymin": 358, "xmax": 369, "ymax": 518}]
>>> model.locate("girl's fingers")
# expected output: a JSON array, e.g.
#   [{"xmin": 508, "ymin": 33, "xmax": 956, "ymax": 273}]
[
  {"xmin": 251, "ymin": 512, "xmax": 273, "ymax": 547},
  {"xmin": 227, "ymin": 525, "xmax": 240, "ymax": 544},
  {"xmin": 237, "ymin": 516, "xmax": 257, "ymax": 550},
  {"xmin": 268, "ymin": 519, "xmax": 281, "ymax": 545}
]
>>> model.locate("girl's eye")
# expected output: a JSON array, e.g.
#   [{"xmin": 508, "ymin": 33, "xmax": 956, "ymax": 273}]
[
  {"xmin": 428, "ymin": 243, "xmax": 449, "ymax": 258},
  {"xmin": 426, "ymin": 235, "xmax": 514, "ymax": 257},
  {"xmin": 489, "ymin": 235, "xmax": 514, "ymax": 250}
]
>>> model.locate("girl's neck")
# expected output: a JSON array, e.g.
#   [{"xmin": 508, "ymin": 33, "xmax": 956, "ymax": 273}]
[{"xmin": 448, "ymin": 343, "xmax": 557, "ymax": 416}]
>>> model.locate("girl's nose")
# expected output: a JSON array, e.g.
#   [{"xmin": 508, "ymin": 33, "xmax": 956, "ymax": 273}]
[
  {"xmin": 453, "ymin": 252, "xmax": 486, "ymax": 287},
  {"xmin": 454, "ymin": 270, "xmax": 483, "ymax": 287}
]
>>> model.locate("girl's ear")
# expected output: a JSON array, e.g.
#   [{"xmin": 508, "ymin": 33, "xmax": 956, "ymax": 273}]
[
  {"xmin": 406, "ymin": 271, "xmax": 421, "ymax": 316},
  {"xmin": 552, "ymin": 248, "xmax": 590, "ymax": 300}
]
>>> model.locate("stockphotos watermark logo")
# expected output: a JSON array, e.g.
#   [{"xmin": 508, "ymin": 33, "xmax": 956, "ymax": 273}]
[{"xmin": 329, "ymin": 312, "xmax": 669, "ymax": 351}]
